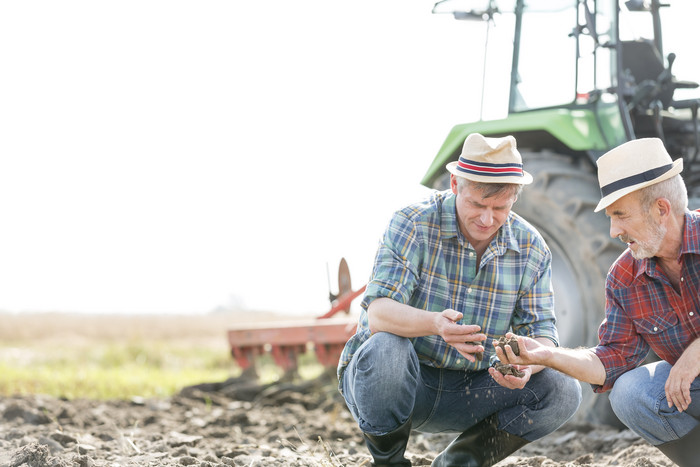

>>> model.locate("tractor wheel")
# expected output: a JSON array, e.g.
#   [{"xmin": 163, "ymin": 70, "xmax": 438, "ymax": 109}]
[{"xmin": 515, "ymin": 150, "xmax": 625, "ymax": 426}]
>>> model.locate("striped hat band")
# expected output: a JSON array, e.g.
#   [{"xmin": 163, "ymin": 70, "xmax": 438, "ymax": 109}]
[{"xmin": 455, "ymin": 157, "xmax": 524, "ymax": 178}]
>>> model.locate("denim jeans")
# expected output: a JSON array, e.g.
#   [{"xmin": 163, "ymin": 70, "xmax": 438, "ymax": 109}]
[
  {"xmin": 609, "ymin": 360, "xmax": 700, "ymax": 445},
  {"xmin": 340, "ymin": 332, "xmax": 581, "ymax": 441}
]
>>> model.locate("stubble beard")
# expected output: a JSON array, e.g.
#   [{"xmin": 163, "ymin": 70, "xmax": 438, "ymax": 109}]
[{"xmin": 620, "ymin": 219, "xmax": 667, "ymax": 260}]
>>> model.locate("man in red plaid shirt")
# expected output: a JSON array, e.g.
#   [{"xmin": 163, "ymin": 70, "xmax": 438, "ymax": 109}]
[{"xmin": 495, "ymin": 138, "xmax": 700, "ymax": 467}]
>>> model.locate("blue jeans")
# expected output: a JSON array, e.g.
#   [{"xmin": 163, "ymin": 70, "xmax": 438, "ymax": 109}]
[
  {"xmin": 609, "ymin": 360, "xmax": 700, "ymax": 445},
  {"xmin": 340, "ymin": 332, "xmax": 582, "ymax": 441}
]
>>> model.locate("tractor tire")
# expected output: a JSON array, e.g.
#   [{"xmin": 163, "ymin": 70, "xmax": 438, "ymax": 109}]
[{"xmin": 515, "ymin": 150, "xmax": 625, "ymax": 427}]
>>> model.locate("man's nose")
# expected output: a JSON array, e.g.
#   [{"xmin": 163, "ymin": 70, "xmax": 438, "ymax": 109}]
[
  {"xmin": 609, "ymin": 220, "xmax": 623, "ymax": 239},
  {"xmin": 480, "ymin": 210, "xmax": 494, "ymax": 226}
]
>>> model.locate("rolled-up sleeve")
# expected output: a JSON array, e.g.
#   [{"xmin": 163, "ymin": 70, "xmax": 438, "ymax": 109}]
[
  {"xmin": 591, "ymin": 288, "xmax": 649, "ymax": 393},
  {"xmin": 361, "ymin": 212, "xmax": 422, "ymax": 311}
]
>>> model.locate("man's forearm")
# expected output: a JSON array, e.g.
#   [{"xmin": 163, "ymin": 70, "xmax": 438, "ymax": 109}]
[
  {"xmin": 366, "ymin": 297, "xmax": 438, "ymax": 337},
  {"xmin": 545, "ymin": 347, "xmax": 607, "ymax": 386}
]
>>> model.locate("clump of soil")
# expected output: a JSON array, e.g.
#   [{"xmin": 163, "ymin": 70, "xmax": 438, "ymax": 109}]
[
  {"xmin": 496, "ymin": 336, "xmax": 520, "ymax": 356},
  {"xmin": 492, "ymin": 336, "xmax": 524, "ymax": 377},
  {"xmin": 493, "ymin": 361, "xmax": 525, "ymax": 378},
  {"xmin": 0, "ymin": 373, "xmax": 678, "ymax": 467}
]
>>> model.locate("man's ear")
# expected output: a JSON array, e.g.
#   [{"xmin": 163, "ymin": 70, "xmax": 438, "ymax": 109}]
[
  {"xmin": 656, "ymin": 198, "xmax": 672, "ymax": 220},
  {"xmin": 450, "ymin": 174, "xmax": 458, "ymax": 194}
]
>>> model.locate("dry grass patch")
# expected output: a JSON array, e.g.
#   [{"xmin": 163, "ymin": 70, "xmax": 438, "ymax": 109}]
[{"xmin": 0, "ymin": 311, "xmax": 304, "ymax": 399}]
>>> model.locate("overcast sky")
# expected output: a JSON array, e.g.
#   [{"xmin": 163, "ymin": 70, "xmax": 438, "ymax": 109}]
[{"xmin": 0, "ymin": 1, "xmax": 698, "ymax": 316}]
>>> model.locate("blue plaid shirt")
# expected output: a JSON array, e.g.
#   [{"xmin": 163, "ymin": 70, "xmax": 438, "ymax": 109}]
[{"xmin": 338, "ymin": 189, "xmax": 558, "ymax": 383}]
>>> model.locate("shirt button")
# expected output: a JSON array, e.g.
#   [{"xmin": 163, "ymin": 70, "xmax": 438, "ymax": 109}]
[
  {"xmin": 690, "ymin": 312, "xmax": 695, "ymax": 317},
  {"xmin": 653, "ymin": 327, "xmax": 659, "ymax": 332},
  {"xmin": 467, "ymin": 288, "xmax": 472, "ymax": 294},
  {"xmin": 456, "ymin": 359, "xmax": 462, "ymax": 365},
  {"xmin": 469, "ymin": 251, "xmax": 474, "ymax": 257},
  {"xmin": 681, "ymin": 277, "xmax": 685, "ymax": 282}
]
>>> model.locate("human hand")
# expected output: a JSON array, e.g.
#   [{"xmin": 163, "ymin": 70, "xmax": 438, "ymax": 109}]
[
  {"xmin": 437, "ymin": 309, "xmax": 487, "ymax": 363},
  {"xmin": 493, "ymin": 333, "xmax": 550, "ymax": 366},
  {"xmin": 488, "ymin": 364, "xmax": 531, "ymax": 389},
  {"xmin": 665, "ymin": 340, "xmax": 700, "ymax": 412}
]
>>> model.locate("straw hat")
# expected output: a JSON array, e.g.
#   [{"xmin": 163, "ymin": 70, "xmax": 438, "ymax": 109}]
[
  {"xmin": 594, "ymin": 138, "xmax": 683, "ymax": 212},
  {"xmin": 446, "ymin": 133, "xmax": 533, "ymax": 185}
]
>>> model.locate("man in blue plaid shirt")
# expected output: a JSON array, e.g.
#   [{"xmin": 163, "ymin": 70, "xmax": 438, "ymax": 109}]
[{"xmin": 338, "ymin": 133, "xmax": 581, "ymax": 466}]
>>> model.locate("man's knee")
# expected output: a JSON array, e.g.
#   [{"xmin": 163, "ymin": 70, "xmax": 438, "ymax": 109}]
[
  {"xmin": 502, "ymin": 369, "xmax": 581, "ymax": 441},
  {"xmin": 345, "ymin": 333, "xmax": 419, "ymax": 433},
  {"xmin": 555, "ymin": 372, "xmax": 582, "ymax": 417},
  {"xmin": 609, "ymin": 370, "xmax": 645, "ymax": 424},
  {"xmin": 609, "ymin": 371, "xmax": 632, "ymax": 412},
  {"xmin": 539, "ymin": 369, "xmax": 582, "ymax": 418},
  {"xmin": 353, "ymin": 332, "xmax": 418, "ymax": 385}
]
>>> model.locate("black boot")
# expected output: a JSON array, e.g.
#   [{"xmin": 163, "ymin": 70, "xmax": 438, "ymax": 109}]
[
  {"xmin": 431, "ymin": 414, "xmax": 528, "ymax": 467},
  {"xmin": 655, "ymin": 423, "xmax": 700, "ymax": 467},
  {"xmin": 362, "ymin": 417, "xmax": 412, "ymax": 466}
]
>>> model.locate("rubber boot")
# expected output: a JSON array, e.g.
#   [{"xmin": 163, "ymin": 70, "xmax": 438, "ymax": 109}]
[
  {"xmin": 362, "ymin": 417, "xmax": 412, "ymax": 466},
  {"xmin": 655, "ymin": 422, "xmax": 700, "ymax": 467},
  {"xmin": 431, "ymin": 414, "xmax": 528, "ymax": 467}
]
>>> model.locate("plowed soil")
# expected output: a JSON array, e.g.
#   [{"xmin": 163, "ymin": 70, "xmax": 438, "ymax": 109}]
[
  {"xmin": 0, "ymin": 312, "xmax": 677, "ymax": 466},
  {"xmin": 0, "ymin": 374, "xmax": 676, "ymax": 467}
]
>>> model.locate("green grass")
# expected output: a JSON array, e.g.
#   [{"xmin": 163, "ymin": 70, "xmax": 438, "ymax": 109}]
[
  {"xmin": 0, "ymin": 339, "xmax": 327, "ymax": 400},
  {"xmin": 0, "ymin": 339, "xmax": 237, "ymax": 399},
  {"xmin": 0, "ymin": 312, "xmax": 332, "ymax": 400},
  {"xmin": 0, "ymin": 363, "xmax": 230, "ymax": 399}
]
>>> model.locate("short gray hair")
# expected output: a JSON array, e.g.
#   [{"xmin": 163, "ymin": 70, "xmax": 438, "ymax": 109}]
[
  {"xmin": 455, "ymin": 176, "xmax": 523, "ymax": 200},
  {"xmin": 638, "ymin": 174, "xmax": 687, "ymax": 215}
]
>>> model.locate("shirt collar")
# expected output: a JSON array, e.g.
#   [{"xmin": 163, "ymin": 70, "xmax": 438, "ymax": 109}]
[
  {"xmin": 440, "ymin": 193, "xmax": 460, "ymax": 239},
  {"xmin": 680, "ymin": 210, "xmax": 700, "ymax": 256},
  {"xmin": 635, "ymin": 209, "xmax": 700, "ymax": 280}
]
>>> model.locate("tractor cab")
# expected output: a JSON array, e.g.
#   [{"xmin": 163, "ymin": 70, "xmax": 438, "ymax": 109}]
[{"xmin": 424, "ymin": 0, "xmax": 700, "ymax": 189}]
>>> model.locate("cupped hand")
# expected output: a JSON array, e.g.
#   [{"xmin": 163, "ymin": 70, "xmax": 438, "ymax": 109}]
[
  {"xmin": 437, "ymin": 309, "xmax": 487, "ymax": 363},
  {"xmin": 493, "ymin": 332, "xmax": 548, "ymax": 366},
  {"xmin": 489, "ymin": 364, "xmax": 531, "ymax": 390}
]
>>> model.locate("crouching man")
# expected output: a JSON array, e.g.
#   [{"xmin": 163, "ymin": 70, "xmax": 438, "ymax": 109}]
[
  {"xmin": 496, "ymin": 138, "xmax": 700, "ymax": 467},
  {"xmin": 337, "ymin": 133, "xmax": 582, "ymax": 466}
]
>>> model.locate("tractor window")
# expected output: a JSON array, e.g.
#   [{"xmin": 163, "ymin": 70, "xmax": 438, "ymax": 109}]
[
  {"xmin": 618, "ymin": 3, "xmax": 699, "ymax": 102},
  {"xmin": 578, "ymin": 1, "xmax": 614, "ymax": 103},
  {"xmin": 511, "ymin": 5, "xmax": 577, "ymax": 111}
]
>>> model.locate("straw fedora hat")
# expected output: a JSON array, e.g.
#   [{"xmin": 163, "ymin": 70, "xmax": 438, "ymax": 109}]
[
  {"xmin": 594, "ymin": 138, "xmax": 683, "ymax": 212},
  {"xmin": 446, "ymin": 133, "xmax": 533, "ymax": 185}
]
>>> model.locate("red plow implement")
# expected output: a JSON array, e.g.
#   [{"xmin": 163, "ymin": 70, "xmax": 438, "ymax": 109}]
[{"xmin": 228, "ymin": 258, "xmax": 364, "ymax": 377}]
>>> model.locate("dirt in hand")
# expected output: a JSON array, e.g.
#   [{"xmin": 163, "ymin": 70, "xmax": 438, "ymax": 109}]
[
  {"xmin": 493, "ymin": 361, "xmax": 525, "ymax": 378},
  {"xmin": 496, "ymin": 336, "xmax": 520, "ymax": 356}
]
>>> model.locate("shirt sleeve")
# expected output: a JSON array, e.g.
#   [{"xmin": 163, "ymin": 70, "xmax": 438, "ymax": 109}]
[
  {"xmin": 361, "ymin": 211, "xmax": 422, "ymax": 311},
  {"xmin": 511, "ymin": 237, "xmax": 559, "ymax": 346},
  {"xmin": 591, "ymin": 284, "xmax": 650, "ymax": 393}
]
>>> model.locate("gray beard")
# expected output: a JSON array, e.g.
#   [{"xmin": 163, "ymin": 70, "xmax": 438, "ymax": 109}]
[{"xmin": 629, "ymin": 222, "xmax": 667, "ymax": 260}]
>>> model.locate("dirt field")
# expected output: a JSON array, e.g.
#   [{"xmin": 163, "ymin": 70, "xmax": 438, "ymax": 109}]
[{"xmin": 0, "ymin": 312, "xmax": 677, "ymax": 466}]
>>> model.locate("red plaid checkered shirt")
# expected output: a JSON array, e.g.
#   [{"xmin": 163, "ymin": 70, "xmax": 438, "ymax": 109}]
[{"xmin": 593, "ymin": 210, "xmax": 700, "ymax": 392}]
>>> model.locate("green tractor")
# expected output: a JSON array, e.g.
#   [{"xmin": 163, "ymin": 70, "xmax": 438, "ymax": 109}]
[{"xmin": 422, "ymin": 0, "xmax": 700, "ymax": 424}]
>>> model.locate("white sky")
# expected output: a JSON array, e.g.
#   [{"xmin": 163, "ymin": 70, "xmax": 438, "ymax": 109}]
[{"xmin": 0, "ymin": 1, "xmax": 698, "ymax": 316}]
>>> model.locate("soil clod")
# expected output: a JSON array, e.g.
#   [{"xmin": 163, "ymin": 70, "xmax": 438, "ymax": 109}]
[
  {"xmin": 493, "ymin": 361, "xmax": 526, "ymax": 378},
  {"xmin": 497, "ymin": 336, "xmax": 520, "ymax": 356}
]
